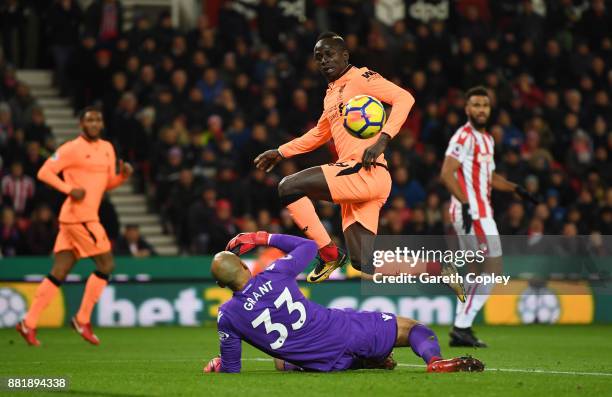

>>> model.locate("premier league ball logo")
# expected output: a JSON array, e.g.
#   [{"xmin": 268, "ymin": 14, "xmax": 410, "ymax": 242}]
[
  {"xmin": 518, "ymin": 286, "xmax": 561, "ymax": 324},
  {"xmin": 0, "ymin": 288, "xmax": 27, "ymax": 327}
]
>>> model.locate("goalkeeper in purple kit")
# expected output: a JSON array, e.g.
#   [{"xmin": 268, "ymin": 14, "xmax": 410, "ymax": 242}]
[{"xmin": 204, "ymin": 232, "xmax": 484, "ymax": 374}]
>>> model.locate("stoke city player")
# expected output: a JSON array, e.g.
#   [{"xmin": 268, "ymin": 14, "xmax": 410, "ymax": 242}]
[{"xmin": 440, "ymin": 87, "xmax": 538, "ymax": 347}]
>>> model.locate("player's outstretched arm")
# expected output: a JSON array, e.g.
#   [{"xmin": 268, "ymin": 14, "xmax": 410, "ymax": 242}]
[
  {"xmin": 254, "ymin": 114, "xmax": 331, "ymax": 173},
  {"xmin": 275, "ymin": 114, "xmax": 332, "ymax": 161},
  {"xmin": 211, "ymin": 312, "xmax": 242, "ymax": 373},
  {"xmin": 225, "ymin": 232, "xmax": 317, "ymax": 276},
  {"xmin": 492, "ymin": 172, "xmax": 539, "ymax": 204}
]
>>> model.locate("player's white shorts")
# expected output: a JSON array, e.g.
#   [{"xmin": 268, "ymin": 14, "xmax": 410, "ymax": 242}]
[{"xmin": 452, "ymin": 217, "xmax": 502, "ymax": 258}]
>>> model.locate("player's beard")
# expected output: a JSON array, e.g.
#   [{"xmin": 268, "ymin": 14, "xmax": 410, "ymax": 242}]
[
  {"xmin": 468, "ymin": 115, "xmax": 488, "ymax": 131},
  {"xmin": 82, "ymin": 126, "xmax": 102, "ymax": 140}
]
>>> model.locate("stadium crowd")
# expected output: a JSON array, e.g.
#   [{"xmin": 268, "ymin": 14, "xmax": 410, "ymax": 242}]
[{"xmin": 1, "ymin": 0, "xmax": 611, "ymax": 256}]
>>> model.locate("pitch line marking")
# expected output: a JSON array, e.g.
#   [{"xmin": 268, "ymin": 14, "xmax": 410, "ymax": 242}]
[
  {"xmin": 9, "ymin": 357, "xmax": 612, "ymax": 377},
  {"xmin": 244, "ymin": 358, "xmax": 612, "ymax": 377},
  {"xmin": 395, "ymin": 363, "xmax": 612, "ymax": 377}
]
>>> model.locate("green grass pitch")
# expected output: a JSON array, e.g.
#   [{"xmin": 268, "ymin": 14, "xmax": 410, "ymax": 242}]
[{"xmin": 1, "ymin": 325, "xmax": 611, "ymax": 396}]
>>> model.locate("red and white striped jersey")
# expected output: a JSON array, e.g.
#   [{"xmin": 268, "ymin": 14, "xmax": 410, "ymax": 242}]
[
  {"xmin": 445, "ymin": 122, "xmax": 495, "ymax": 221},
  {"xmin": 1, "ymin": 175, "xmax": 35, "ymax": 215}
]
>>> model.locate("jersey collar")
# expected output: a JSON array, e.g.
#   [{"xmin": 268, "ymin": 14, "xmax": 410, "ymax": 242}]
[
  {"xmin": 328, "ymin": 65, "xmax": 356, "ymax": 89},
  {"xmin": 465, "ymin": 121, "xmax": 488, "ymax": 135}
]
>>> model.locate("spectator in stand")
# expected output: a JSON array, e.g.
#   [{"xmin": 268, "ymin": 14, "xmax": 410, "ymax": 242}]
[
  {"xmin": 0, "ymin": 0, "xmax": 26, "ymax": 67},
  {"xmin": 22, "ymin": 141, "xmax": 46, "ymax": 180},
  {"xmin": 208, "ymin": 199, "xmax": 238, "ymax": 253},
  {"xmin": 114, "ymin": 224, "xmax": 156, "ymax": 257},
  {"xmin": 84, "ymin": 0, "xmax": 123, "ymax": 44},
  {"xmin": 9, "ymin": 82, "xmax": 38, "ymax": 127},
  {"xmin": 1, "ymin": 161, "xmax": 35, "ymax": 217},
  {"xmin": 0, "ymin": 206, "xmax": 23, "ymax": 256},
  {"xmin": 25, "ymin": 204, "xmax": 57, "ymax": 255},
  {"xmin": 187, "ymin": 185, "xmax": 217, "ymax": 254},
  {"xmin": 164, "ymin": 168, "xmax": 198, "ymax": 251},
  {"xmin": 46, "ymin": 0, "xmax": 83, "ymax": 96},
  {"xmin": 24, "ymin": 107, "xmax": 52, "ymax": 148}
]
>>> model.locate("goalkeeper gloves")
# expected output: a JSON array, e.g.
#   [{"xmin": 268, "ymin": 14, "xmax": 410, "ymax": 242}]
[
  {"xmin": 225, "ymin": 231, "xmax": 270, "ymax": 256},
  {"xmin": 203, "ymin": 356, "xmax": 221, "ymax": 373}
]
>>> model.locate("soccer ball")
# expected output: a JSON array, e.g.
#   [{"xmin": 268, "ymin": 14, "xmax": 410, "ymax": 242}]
[
  {"xmin": 0, "ymin": 288, "xmax": 27, "ymax": 328},
  {"xmin": 343, "ymin": 95, "xmax": 386, "ymax": 139}
]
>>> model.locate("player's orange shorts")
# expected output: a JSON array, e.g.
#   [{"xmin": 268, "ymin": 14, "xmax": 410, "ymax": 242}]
[
  {"xmin": 321, "ymin": 161, "xmax": 392, "ymax": 234},
  {"xmin": 53, "ymin": 221, "xmax": 112, "ymax": 259}
]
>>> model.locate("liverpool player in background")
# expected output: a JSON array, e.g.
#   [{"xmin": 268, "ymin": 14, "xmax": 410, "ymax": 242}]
[
  {"xmin": 16, "ymin": 107, "xmax": 132, "ymax": 346},
  {"xmin": 440, "ymin": 87, "xmax": 538, "ymax": 347},
  {"xmin": 203, "ymin": 232, "xmax": 484, "ymax": 373}
]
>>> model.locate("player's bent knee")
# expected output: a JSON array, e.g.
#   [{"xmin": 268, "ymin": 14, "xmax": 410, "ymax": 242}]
[
  {"xmin": 94, "ymin": 253, "xmax": 115, "ymax": 275},
  {"xmin": 395, "ymin": 317, "xmax": 419, "ymax": 346},
  {"xmin": 278, "ymin": 175, "xmax": 297, "ymax": 196},
  {"xmin": 278, "ymin": 176, "xmax": 307, "ymax": 206}
]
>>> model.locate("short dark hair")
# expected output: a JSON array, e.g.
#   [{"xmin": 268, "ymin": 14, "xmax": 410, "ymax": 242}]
[
  {"xmin": 465, "ymin": 86, "xmax": 489, "ymax": 100},
  {"xmin": 316, "ymin": 31, "xmax": 347, "ymax": 50},
  {"xmin": 78, "ymin": 106, "xmax": 102, "ymax": 121}
]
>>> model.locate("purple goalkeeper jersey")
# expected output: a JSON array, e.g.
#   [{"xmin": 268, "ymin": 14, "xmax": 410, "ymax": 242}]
[{"xmin": 217, "ymin": 234, "xmax": 359, "ymax": 372}]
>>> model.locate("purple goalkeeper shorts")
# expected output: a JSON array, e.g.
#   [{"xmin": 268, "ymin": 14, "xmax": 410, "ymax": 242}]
[{"xmin": 332, "ymin": 309, "xmax": 398, "ymax": 371}]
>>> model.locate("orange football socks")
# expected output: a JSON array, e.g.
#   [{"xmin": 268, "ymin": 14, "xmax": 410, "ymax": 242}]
[
  {"xmin": 286, "ymin": 197, "xmax": 333, "ymax": 249},
  {"xmin": 76, "ymin": 272, "xmax": 109, "ymax": 324},
  {"xmin": 24, "ymin": 277, "xmax": 60, "ymax": 329}
]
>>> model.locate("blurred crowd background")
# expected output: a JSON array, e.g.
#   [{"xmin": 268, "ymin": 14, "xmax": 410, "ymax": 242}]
[{"xmin": 0, "ymin": 0, "xmax": 611, "ymax": 257}]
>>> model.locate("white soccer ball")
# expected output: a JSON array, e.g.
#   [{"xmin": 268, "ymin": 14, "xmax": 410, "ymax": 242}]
[{"xmin": 0, "ymin": 288, "xmax": 27, "ymax": 328}]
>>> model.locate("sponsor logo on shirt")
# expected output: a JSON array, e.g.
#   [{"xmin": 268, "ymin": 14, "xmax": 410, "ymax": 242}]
[
  {"xmin": 477, "ymin": 153, "xmax": 493, "ymax": 163},
  {"xmin": 361, "ymin": 70, "xmax": 378, "ymax": 79},
  {"xmin": 218, "ymin": 331, "xmax": 230, "ymax": 341}
]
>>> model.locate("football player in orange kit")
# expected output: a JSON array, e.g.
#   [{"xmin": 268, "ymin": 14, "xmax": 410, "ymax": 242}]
[
  {"xmin": 255, "ymin": 32, "xmax": 420, "ymax": 283},
  {"xmin": 16, "ymin": 107, "xmax": 132, "ymax": 346}
]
